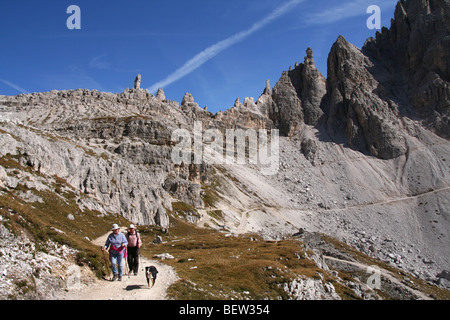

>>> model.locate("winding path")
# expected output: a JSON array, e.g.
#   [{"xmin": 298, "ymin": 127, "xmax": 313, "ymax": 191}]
[
  {"xmin": 62, "ymin": 227, "xmax": 179, "ymax": 300},
  {"xmin": 323, "ymin": 255, "xmax": 432, "ymax": 300}
]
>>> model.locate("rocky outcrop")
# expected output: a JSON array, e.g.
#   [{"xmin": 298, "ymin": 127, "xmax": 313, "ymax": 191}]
[
  {"xmin": 181, "ymin": 92, "xmax": 198, "ymax": 108},
  {"xmin": 263, "ymin": 79, "xmax": 271, "ymax": 95},
  {"xmin": 0, "ymin": 122, "xmax": 173, "ymax": 226},
  {"xmin": 0, "ymin": 223, "xmax": 80, "ymax": 299},
  {"xmin": 0, "ymin": 165, "xmax": 18, "ymax": 189},
  {"xmin": 156, "ymin": 88, "xmax": 166, "ymax": 101},
  {"xmin": 134, "ymin": 74, "xmax": 141, "ymax": 90},
  {"xmin": 363, "ymin": 0, "xmax": 450, "ymax": 139},
  {"xmin": 325, "ymin": 35, "xmax": 407, "ymax": 159},
  {"xmin": 213, "ymin": 91, "xmax": 275, "ymax": 132},
  {"xmin": 320, "ymin": 0, "xmax": 449, "ymax": 158},
  {"xmin": 272, "ymin": 71, "xmax": 304, "ymax": 137},
  {"xmin": 268, "ymin": 47, "xmax": 327, "ymax": 136},
  {"xmin": 283, "ymin": 277, "xmax": 341, "ymax": 300},
  {"xmin": 266, "ymin": 0, "xmax": 449, "ymax": 159},
  {"xmin": 287, "ymin": 48, "xmax": 326, "ymax": 126}
]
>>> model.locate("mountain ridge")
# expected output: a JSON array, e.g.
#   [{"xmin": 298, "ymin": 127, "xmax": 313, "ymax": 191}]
[{"xmin": 0, "ymin": 0, "xmax": 449, "ymax": 299}]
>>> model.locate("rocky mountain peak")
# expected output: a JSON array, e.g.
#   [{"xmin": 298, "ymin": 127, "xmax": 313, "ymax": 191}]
[
  {"xmin": 325, "ymin": 34, "xmax": 408, "ymax": 159},
  {"xmin": 264, "ymin": 0, "xmax": 448, "ymax": 159},
  {"xmin": 263, "ymin": 79, "xmax": 272, "ymax": 95},
  {"xmin": 234, "ymin": 97, "xmax": 241, "ymax": 108},
  {"xmin": 134, "ymin": 74, "xmax": 141, "ymax": 90},
  {"xmin": 181, "ymin": 92, "xmax": 197, "ymax": 108},
  {"xmin": 156, "ymin": 88, "xmax": 166, "ymax": 101},
  {"xmin": 362, "ymin": 0, "xmax": 449, "ymax": 139},
  {"xmin": 272, "ymin": 70, "xmax": 304, "ymax": 137},
  {"xmin": 269, "ymin": 47, "xmax": 326, "ymax": 133},
  {"xmin": 304, "ymin": 47, "xmax": 315, "ymax": 67}
]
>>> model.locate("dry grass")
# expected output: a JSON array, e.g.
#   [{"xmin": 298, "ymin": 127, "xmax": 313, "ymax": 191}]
[
  {"xmin": 319, "ymin": 234, "xmax": 450, "ymax": 300},
  {"xmin": 0, "ymin": 153, "xmax": 130, "ymax": 279},
  {"xmin": 139, "ymin": 215, "xmax": 327, "ymax": 300},
  {"xmin": 2, "ymin": 152, "xmax": 448, "ymax": 300}
]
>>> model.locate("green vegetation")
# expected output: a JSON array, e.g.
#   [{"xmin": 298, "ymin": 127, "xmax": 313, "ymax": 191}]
[
  {"xmin": 207, "ymin": 209, "xmax": 224, "ymax": 221},
  {"xmin": 2, "ymin": 152, "xmax": 449, "ymax": 300},
  {"xmin": 0, "ymin": 153, "xmax": 130, "ymax": 280},
  {"xmin": 171, "ymin": 201, "xmax": 201, "ymax": 222},
  {"xmin": 138, "ymin": 213, "xmax": 450, "ymax": 300},
  {"xmin": 139, "ymin": 214, "xmax": 330, "ymax": 300}
]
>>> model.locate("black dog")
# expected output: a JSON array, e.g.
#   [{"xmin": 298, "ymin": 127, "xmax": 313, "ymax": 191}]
[{"xmin": 145, "ymin": 266, "xmax": 158, "ymax": 288}]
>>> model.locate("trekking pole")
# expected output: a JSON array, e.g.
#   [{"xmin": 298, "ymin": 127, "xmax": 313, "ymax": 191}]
[
  {"xmin": 124, "ymin": 247, "xmax": 130, "ymax": 279},
  {"xmin": 101, "ymin": 248, "xmax": 112, "ymax": 281},
  {"xmin": 124, "ymin": 257, "xmax": 130, "ymax": 279}
]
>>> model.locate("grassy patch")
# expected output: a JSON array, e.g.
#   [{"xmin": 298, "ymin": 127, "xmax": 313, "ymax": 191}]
[
  {"xmin": 171, "ymin": 201, "xmax": 196, "ymax": 214},
  {"xmin": 207, "ymin": 210, "xmax": 224, "ymax": 221},
  {"xmin": 0, "ymin": 186, "xmax": 129, "ymax": 279},
  {"xmin": 200, "ymin": 173, "xmax": 223, "ymax": 208},
  {"xmin": 140, "ymin": 215, "xmax": 328, "ymax": 300},
  {"xmin": 0, "ymin": 154, "xmax": 130, "ymax": 279}
]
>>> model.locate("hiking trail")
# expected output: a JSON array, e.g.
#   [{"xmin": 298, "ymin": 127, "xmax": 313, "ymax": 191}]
[
  {"xmin": 60, "ymin": 227, "xmax": 179, "ymax": 300},
  {"xmin": 323, "ymin": 256, "xmax": 432, "ymax": 300}
]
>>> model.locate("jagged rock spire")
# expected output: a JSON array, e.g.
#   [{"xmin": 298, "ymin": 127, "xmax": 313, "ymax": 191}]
[
  {"xmin": 156, "ymin": 88, "xmax": 165, "ymax": 100},
  {"xmin": 181, "ymin": 93, "xmax": 194, "ymax": 106},
  {"xmin": 263, "ymin": 79, "xmax": 271, "ymax": 95},
  {"xmin": 134, "ymin": 74, "xmax": 141, "ymax": 90},
  {"xmin": 181, "ymin": 92, "xmax": 200, "ymax": 109},
  {"xmin": 304, "ymin": 47, "xmax": 315, "ymax": 67}
]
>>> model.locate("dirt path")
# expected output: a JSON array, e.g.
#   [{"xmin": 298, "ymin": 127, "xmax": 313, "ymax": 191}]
[
  {"xmin": 61, "ymin": 227, "xmax": 179, "ymax": 300},
  {"xmin": 323, "ymin": 256, "xmax": 432, "ymax": 300},
  {"xmin": 236, "ymin": 207, "xmax": 261, "ymax": 234},
  {"xmin": 324, "ymin": 186, "xmax": 450, "ymax": 213}
]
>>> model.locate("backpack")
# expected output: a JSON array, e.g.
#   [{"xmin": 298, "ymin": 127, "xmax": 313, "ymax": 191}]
[{"xmin": 127, "ymin": 230, "xmax": 140, "ymax": 246}]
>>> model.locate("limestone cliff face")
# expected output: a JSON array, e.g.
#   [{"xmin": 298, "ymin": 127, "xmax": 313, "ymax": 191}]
[
  {"xmin": 268, "ymin": 0, "xmax": 449, "ymax": 159},
  {"xmin": 0, "ymin": 0, "xmax": 448, "ymax": 228},
  {"xmin": 287, "ymin": 48, "xmax": 326, "ymax": 126},
  {"xmin": 272, "ymin": 71, "xmax": 305, "ymax": 137},
  {"xmin": 269, "ymin": 48, "xmax": 327, "ymax": 137},
  {"xmin": 270, "ymin": 38, "xmax": 410, "ymax": 159},
  {"xmin": 363, "ymin": 0, "xmax": 450, "ymax": 139},
  {"xmin": 325, "ymin": 35, "xmax": 408, "ymax": 159}
]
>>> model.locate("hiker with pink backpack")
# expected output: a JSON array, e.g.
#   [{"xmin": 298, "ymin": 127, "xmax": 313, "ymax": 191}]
[
  {"xmin": 102, "ymin": 224, "xmax": 128, "ymax": 281},
  {"xmin": 126, "ymin": 224, "xmax": 142, "ymax": 276}
]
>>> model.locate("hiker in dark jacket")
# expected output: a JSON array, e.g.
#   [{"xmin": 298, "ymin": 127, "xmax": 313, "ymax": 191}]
[
  {"xmin": 103, "ymin": 224, "xmax": 128, "ymax": 281},
  {"xmin": 126, "ymin": 224, "xmax": 142, "ymax": 276}
]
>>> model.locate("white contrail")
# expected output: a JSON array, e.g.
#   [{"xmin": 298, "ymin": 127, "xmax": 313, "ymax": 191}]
[
  {"xmin": 0, "ymin": 79, "xmax": 29, "ymax": 94},
  {"xmin": 305, "ymin": 0, "xmax": 395, "ymax": 26},
  {"xmin": 147, "ymin": 0, "xmax": 303, "ymax": 93}
]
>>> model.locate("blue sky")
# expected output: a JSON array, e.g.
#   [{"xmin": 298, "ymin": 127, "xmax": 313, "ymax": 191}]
[{"xmin": 0, "ymin": 0, "xmax": 397, "ymax": 114}]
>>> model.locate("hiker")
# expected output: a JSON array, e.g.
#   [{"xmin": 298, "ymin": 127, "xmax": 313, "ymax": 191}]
[
  {"xmin": 102, "ymin": 224, "xmax": 128, "ymax": 281},
  {"xmin": 126, "ymin": 224, "xmax": 142, "ymax": 276}
]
